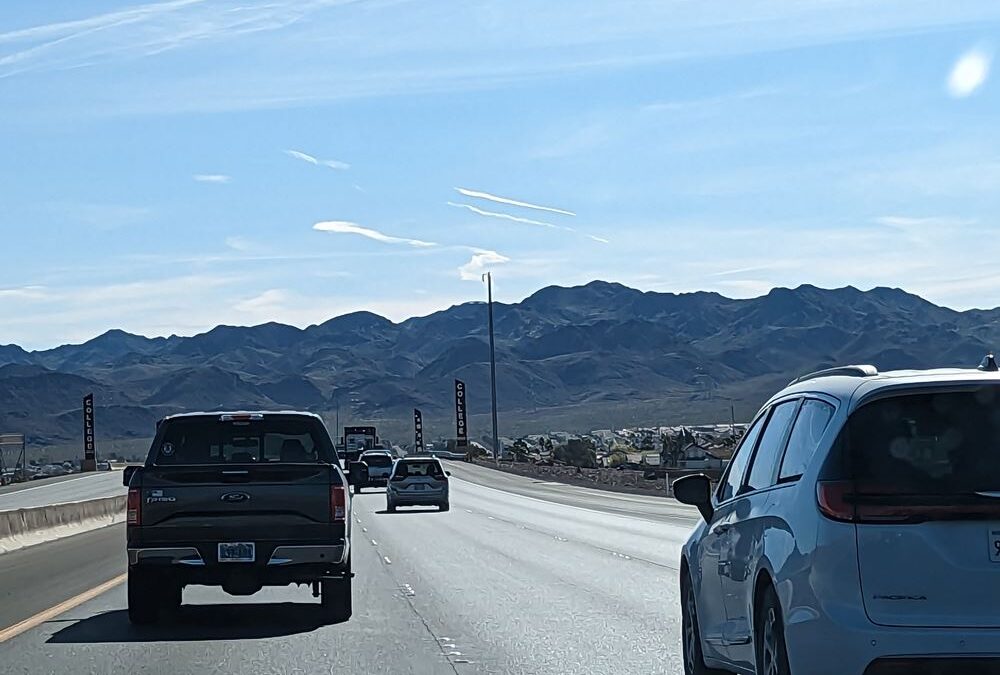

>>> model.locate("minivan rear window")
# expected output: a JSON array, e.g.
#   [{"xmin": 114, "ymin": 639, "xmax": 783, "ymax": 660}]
[
  {"xmin": 849, "ymin": 388, "xmax": 1000, "ymax": 495},
  {"xmin": 153, "ymin": 417, "xmax": 335, "ymax": 465}
]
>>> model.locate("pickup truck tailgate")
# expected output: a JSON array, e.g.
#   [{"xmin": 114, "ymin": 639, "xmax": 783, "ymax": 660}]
[{"xmin": 138, "ymin": 464, "xmax": 337, "ymax": 543}]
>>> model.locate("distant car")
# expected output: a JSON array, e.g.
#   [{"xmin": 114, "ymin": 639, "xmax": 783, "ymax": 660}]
[
  {"xmin": 353, "ymin": 450, "xmax": 394, "ymax": 492},
  {"xmin": 97, "ymin": 461, "xmax": 111, "ymax": 471},
  {"xmin": 675, "ymin": 358, "xmax": 1000, "ymax": 675},
  {"xmin": 386, "ymin": 457, "xmax": 450, "ymax": 512}
]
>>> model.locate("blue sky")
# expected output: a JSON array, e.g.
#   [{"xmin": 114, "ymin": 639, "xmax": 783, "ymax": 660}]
[{"xmin": 2, "ymin": 0, "xmax": 1000, "ymax": 349}]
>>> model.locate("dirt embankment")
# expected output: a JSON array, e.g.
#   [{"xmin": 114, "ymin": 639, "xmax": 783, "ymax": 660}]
[{"xmin": 470, "ymin": 459, "xmax": 670, "ymax": 497}]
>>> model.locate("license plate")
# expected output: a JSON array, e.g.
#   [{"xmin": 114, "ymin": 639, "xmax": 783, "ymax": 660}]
[
  {"xmin": 218, "ymin": 542, "xmax": 255, "ymax": 562},
  {"xmin": 991, "ymin": 529, "xmax": 1000, "ymax": 563}
]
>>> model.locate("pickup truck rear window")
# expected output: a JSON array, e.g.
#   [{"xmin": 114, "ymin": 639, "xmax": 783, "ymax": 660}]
[{"xmin": 152, "ymin": 417, "xmax": 336, "ymax": 465}]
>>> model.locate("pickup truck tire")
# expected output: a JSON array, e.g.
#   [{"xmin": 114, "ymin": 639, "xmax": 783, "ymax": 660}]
[
  {"xmin": 127, "ymin": 569, "xmax": 160, "ymax": 625},
  {"xmin": 321, "ymin": 577, "xmax": 352, "ymax": 623},
  {"xmin": 387, "ymin": 501, "xmax": 397, "ymax": 513},
  {"xmin": 439, "ymin": 502, "xmax": 450, "ymax": 512}
]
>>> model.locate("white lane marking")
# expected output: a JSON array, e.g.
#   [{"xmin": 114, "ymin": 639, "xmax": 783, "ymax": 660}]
[
  {"xmin": 371, "ymin": 539, "xmax": 378, "ymax": 546},
  {"xmin": 383, "ymin": 556, "xmax": 392, "ymax": 564},
  {"xmin": 0, "ymin": 573, "xmax": 126, "ymax": 643},
  {"xmin": 362, "ymin": 527, "xmax": 368, "ymax": 533}
]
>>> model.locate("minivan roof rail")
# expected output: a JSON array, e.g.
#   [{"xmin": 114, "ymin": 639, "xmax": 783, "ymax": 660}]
[{"xmin": 788, "ymin": 364, "xmax": 878, "ymax": 386}]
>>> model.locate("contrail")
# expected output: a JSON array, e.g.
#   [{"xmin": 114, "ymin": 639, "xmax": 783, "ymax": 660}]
[
  {"xmin": 447, "ymin": 202, "xmax": 561, "ymax": 229},
  {"xmin": 454, "ymin": 187, "xmax": 576, "ymax": 216},
  {"xmin": 313, "ymin": 221, "xmax": 435, "ymax": 248},
  {"xmin": 448, "ymin": 201, "xmax": 609, "ymax": 244},
  {"xmin": 286, "ymin": 149, "xmax": 350, "ymax": 170}
]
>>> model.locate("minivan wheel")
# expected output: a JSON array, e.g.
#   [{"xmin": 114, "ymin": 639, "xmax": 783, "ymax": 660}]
[
  {"xmin": 756, "ymin": 586, "xmax": 791, "ymax": 675},
  {"xmin": 681, "ymin": 571, "xmax": 727, "ymax": 675}
]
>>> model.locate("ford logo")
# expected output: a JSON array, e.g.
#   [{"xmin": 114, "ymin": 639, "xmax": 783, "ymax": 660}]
[{"xmin": 220, "ymin": 492, "xmax": 251, "ymax": 503}]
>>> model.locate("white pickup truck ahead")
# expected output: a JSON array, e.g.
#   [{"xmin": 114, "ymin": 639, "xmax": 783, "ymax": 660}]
[{"xmin": 354, "ymin": 450, "xmax": 394, "ymax": 492}]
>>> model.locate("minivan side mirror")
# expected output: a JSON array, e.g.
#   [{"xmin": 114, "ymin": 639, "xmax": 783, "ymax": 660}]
[
  {"xmin": 122, "ymin": 465, "xmax": 142, "ymax": 487},
  {"xmin": 672, "ymin": 474, "xmax": 714, "ymax": 522},
  {"xmin": 445, "ymin": 471, "xmax": 451, "ymax": 476}
]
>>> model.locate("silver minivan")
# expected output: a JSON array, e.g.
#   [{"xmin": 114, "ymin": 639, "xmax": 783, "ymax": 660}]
[{"xmin": 674, "ymin": 358, "xmax": 1000, "ymax": 675}]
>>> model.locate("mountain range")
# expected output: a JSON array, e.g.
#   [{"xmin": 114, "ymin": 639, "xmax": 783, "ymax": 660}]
[{"xmin": 3, "ymin": 281, "xmax": 999, "ymax": 451}]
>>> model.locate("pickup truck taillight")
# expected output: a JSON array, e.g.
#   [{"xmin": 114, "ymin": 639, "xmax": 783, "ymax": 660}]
[
  {"xmin": 331, "ymin": 485, "xmax": 346, "ymax": 522},
  {"xmin": 127, "ymin": 488, "xmax": 141, "ymax": 526}
]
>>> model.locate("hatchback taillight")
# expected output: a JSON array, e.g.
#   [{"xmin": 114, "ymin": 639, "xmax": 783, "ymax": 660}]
[
  {"xmin": 331, "ymin": 485, "xmax": 347, "ymax": 522},
  {"xmin": 127, "ymin": 488, "xmax": 141, "ymax": 526}
]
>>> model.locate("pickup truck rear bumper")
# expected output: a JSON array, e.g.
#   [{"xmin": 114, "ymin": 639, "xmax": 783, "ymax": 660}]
[
  {"xmin": 129, "ymin": 543, "xmax": 348, "ymax": 567},
  {"xmin": 128, "ymin": 542, "xmax": 350, "ymax": 591}
]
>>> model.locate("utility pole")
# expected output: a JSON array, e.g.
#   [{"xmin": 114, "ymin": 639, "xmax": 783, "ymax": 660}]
[{"xmin": 484, "ymin": 272, "xmax": 500, "ymax": 463}]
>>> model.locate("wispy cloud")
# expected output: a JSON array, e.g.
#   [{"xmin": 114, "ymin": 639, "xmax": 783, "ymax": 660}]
[
  {"xmin": 874, "ymin": 215, "xmax": 977, "ymax": 229},
  {"xmin": 285, "ymin": 149, "xmax": 350, "ymax": 170},
  {"xmin": 642, "ymin": 87, "xmax": 782, "ymax": 113},
  {"xmin": 947, "ymin": 47, "xmax": 992, "ymax": 98},
  {"xmin": 193, "ymin": 173, "xmax": 231, "ymax": 183},
  {"xmin": 454, "ymin": 188, "xmax": 576, "ymax": 216},
  {"xmin": 0, "ymin": 0, "xmax": 329, "ymax": 79},
  {"xmin": 458, "ymin": 249, "xmax": 510, "ymax": 281},
  {"xmin": 234, "ymin": 288, "xmax": 288, "ymax": 313},
  {"xmin": 447, "ymin": 201, "xmax": 609, "ymax": 244},
  {"xmin": 224, "ymin": 236, "xmax": 252, "ymax": 252},
  {"xmin": 45, "ymin": 202, "xmax": 152, "ymax": 231},
  {"xmin": 313, "ymin": 221, "xmax": 436, "ymax": 247},
  {"xmin": 447, "ymin": 202, "xmax": 558, "ymax": 229}
]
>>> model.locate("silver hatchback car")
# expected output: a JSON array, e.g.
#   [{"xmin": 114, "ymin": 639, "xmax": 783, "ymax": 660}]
[
  {"xmin": 674, "ymin": 357, "xmax": 1000, "ymax": 675},
  {"xmin": 386, "ymin": 456, "xmax": 450, "ymax": 512}
]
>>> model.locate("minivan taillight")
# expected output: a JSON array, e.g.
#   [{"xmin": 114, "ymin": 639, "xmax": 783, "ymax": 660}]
[
  {"xmin": 818, "ymin": 480, "xmax": 1000, "ymax": 524},
  {"xmin": 816, "ymin": 480, "xmax": 855, "ymax": 522},
  {"xmin": 127, "ymin": 488, "xmax": 141, "ymax": 526},
  {"xmin": 331, "ymin": 485, "xmax": 346, "ymax": 522}
]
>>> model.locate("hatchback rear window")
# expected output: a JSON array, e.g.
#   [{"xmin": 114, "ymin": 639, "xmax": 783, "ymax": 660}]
[
  {"xmin": 849, "ymin": 388, "xmax": 1000, "ymax": 495},
  {"xmin": 153, "ymin": 417, "xmax": 335, "ymax": 465},
  {"xmin": 393, "ymin": 461, "xmax": 444, "ymax": 478}
]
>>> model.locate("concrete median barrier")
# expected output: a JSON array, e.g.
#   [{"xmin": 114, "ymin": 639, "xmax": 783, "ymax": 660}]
[{"xmin": 0, "ymin": 495, "xmax": 126, "ymax": 554}]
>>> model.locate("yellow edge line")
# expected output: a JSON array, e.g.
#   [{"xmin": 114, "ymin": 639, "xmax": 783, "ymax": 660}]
[{"xmin": 0, "ymin": 573, "xmax": 127, "ymax": 643}]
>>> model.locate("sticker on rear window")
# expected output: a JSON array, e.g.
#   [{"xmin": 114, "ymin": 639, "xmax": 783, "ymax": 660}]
[{"xmin": 161, "ymin": 442, "xmax": 175, "ymax": 456}]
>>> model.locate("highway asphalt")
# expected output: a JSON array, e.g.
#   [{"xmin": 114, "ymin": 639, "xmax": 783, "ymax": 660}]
[
  {"xmin": 0, "ymin": 461, "xmax": 695, "ymax": 674},
  {"xmin": 0, "ymin": 472, "xmax": 126, "ymax": 512}
]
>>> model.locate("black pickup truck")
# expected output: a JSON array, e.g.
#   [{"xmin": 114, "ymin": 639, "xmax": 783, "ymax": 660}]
[{"xmin": 123, "ymin": 411, "xmax": 352, "ymax": 625}]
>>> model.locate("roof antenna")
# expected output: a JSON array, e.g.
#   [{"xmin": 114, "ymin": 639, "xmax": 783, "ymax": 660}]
[{"xmin": 979, "ymin": 353, "xmax": 999, "ymax": 372}]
